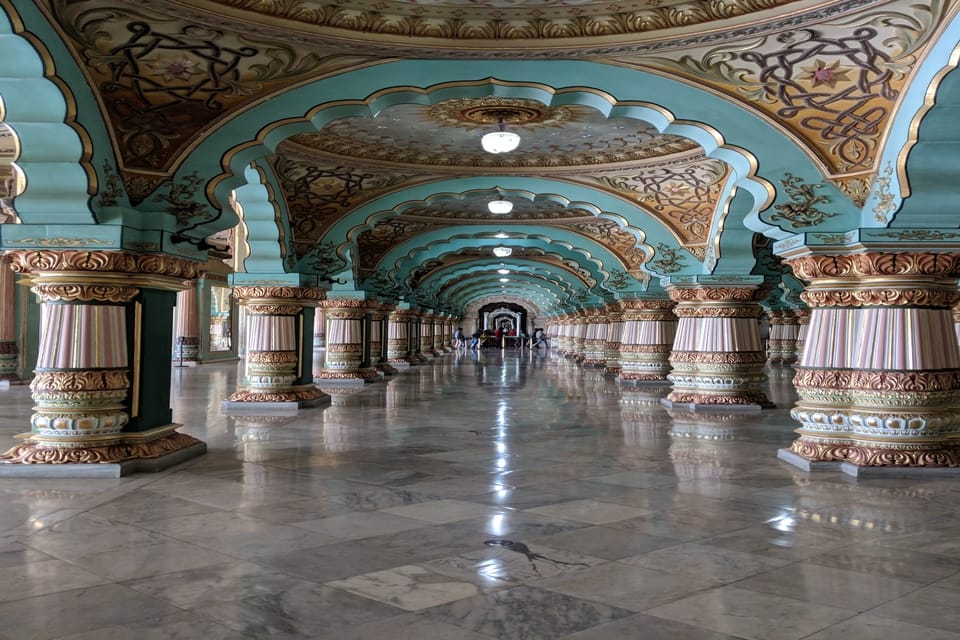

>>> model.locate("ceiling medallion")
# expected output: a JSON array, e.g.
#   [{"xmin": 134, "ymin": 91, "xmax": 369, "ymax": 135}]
[{"xmin": 429, "ymin": 98, "xmax": 567, "ymax": 130}]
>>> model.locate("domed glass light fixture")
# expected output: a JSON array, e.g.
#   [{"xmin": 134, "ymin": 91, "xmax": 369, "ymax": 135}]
[
  {"xmin": 499, "ymin": 278, "xmax": 509, "ymax": 283},
  {"xmin": 493, "ymin": 246, "xmax": 512, "ymax": 257},
  {"xmin": 481, "ymin": 121, "xmax": 521, "ymax": 154},
  {"xmin": 497, "ymin": 268, "xmax": 510, "ymax": 274},
  {"xmin": 487, "ymin": 196, "xmax": 513, "ymax": 214}
]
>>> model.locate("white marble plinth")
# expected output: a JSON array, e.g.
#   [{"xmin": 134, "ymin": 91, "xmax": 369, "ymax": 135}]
[{"xmin": 0, "ymin": 442, "xmax": 207, "ymax": 478}]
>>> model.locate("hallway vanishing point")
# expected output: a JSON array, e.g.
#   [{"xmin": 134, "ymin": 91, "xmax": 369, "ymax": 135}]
[{"xmin": 2, "ymin": 354, "xmax": 960, "ymax": 639}]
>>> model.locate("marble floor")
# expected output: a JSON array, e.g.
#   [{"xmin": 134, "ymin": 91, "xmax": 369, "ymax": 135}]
[{"xmin": 2, "ymin": 351, "xmax": 960, "ymax": 639}]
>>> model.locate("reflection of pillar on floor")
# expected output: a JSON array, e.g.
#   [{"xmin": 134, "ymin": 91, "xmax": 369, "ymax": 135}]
[
  {"xmin": 663, "ymin": 283, "xmax": 770, "ymax": 409},
  {"xmin": 316, "ymin": 298, "xmax": 379, "ymax": 385},
  {"xmin": 387, "ymin": 307, "xmax": 413, "ymax": 369},
  {"xmin": 582, "ymin": 308, "xmax": 608, "ymax": 367},
  {"xmin": 227, "ymin": 286, "xmax": 326, "ymax": 404},
  {"xmin": 617, "ymin": 298, "xmax": 676, "ymax": 384},
  {"xmin": 780, "ymin": 251, "xmax": 960, "ymax": 471},
  {"xmin": 0, "ymin": 250, "xmax": 205, "ymax": 468},
  {"xmin": 313, "ymin": 309, "xmax": 325, "ymax": 351},
  {"xmin": 0, "ymin": 256, "xmax": 19, "ymax": 381},
  {"xmin": 603, "ymin": 303, "xmax": 623, "ymax": 375},
  {"xmin": 619, "ymin": 387, "xmax": 672, "ymax": 448},
  {"xmin": 173, "ymin": 286, "xmax": 200, "ymax": 364}
]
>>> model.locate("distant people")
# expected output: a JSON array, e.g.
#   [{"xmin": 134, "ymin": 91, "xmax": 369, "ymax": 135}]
[
  {"xmin": 532, "ymin": 327, "xmax": 548, "ymax": 349},
  {"xmin": 470, "ymin": 330, "xmax": 481, "ymax": 350},
  {"xmin": 454, "ymin": 327, "xmax": 465, "ymax": 349}
]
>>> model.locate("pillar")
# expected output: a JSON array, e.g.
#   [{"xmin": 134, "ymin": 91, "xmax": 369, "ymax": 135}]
[
  {"xmin": 582, "ymin": 308, "xmax": 608, "ymax": 367},
  {"xmin": 173, "ymin": 286, "xmax": 200, "ymax": 364},
  {"xmin": 617, "ymin": 298, "xmax": 677, "ymax": 384},
  {"xmin": 767, "ymin": 309, "xmax": 800, "ymax": 365},
  {"xmin": 663, "ymin": 283, "xmax": 770, "ymax": 409},
  {"xmin": 557, "ymin": 315, "xmax": 573, "ymax": 356},
  {"xmin": 781, "ymin": 251, "xmax": 960, "ymax": 469},
  {"xmin": 793, "ymin": 307, "xmax": 811, "ymax": 362},
  {"xmin": 316, "ymin": 298, "xmax": 379, "ymax": 384},
  {"xmin": 227, "ymin": 286, "xmax": 325, "ymax": 403},
  {"xmin": 387, "ymin": 307, "xmax": 413, "ymax": 368},
  {"xmin": 603, "ymin": 303, "xmax": 624, "ymax": 375},
  {"xmin": 1, "ymin": 250, "xmax": 204, "ymax": 466},
  {"xmin": 571, "ymin": 312, "xmax": 587, "ymax": 362},
  {"xmin": 954, "ymin": 301, "xmax": 960, "ymax": 346},
  {"xmin": 0, "ymin": 255, "xmax": 19, "ymax": 381},
  {"xmin": 370, "ymin": 303, "xmax": 397, "ymax": 375},
  {"xmin": 419, "ymin": 312, "xmax": 436, "ymax": 359},
  {"xmin": 313, "ymin": 308, "xmax": 326, "ymax": 351}
]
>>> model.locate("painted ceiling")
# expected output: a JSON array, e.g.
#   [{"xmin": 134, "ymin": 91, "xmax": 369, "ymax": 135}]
[{"xmin": 2, "ymin": 0, "xmax": 958, "ymax": 314}]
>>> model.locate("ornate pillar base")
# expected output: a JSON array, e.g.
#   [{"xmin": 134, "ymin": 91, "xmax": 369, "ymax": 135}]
[
  {"xmin": 0, "ymin": 340, "xmax": 19, "ymax": 382},
  {"xmin": 778, "ymin": 249, "xmax": 960, "ymax": 473},
  {"xmin": 227, "ymin": 383, "xmax": 328, "ymax": 404},
  {"xmin": 0, "ymin": 425, "xmax": 205, "ymax": 477},
  {"xmin": 376, "ymin": 362, "xmax": 399, "ymax": 375},
  {"xmin": 173, "ymin": 336, "xmax": 200, "ymax": 365},
  {"xmin": 663, "ymin": 283, "xmax": 771, "ymax": 410},
  {"xmin": 315, "ymin": 367, "xmax": 380, "ymax": 386},
  {"xmin": 388, "ymin": 358, "xmax": 413, "ymax": 369}
]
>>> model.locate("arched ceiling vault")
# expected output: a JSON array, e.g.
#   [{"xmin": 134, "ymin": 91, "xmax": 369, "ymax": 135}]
[{"xmin": 3, "ymin": 0, "xmax": 959, "ymax": 317}]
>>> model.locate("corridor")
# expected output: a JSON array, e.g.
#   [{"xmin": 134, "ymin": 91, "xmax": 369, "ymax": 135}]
[{"xmin": 1, "ymin": 354, "xmax": 960, "ymax": 639}]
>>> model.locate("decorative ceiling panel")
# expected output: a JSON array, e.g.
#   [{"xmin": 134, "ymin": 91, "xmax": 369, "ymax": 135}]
[
  {"xmin": 616, "ymin": 0, "xmax": 948, "ymax": 185},
  {"xmin": 399, "ymin": 199, "xmax": 592, "ymax": 222},
  {"xmin": 49, "ymin": 0, "xmax": 378, "ymax": 174},
  {"xmin": 291, "ymin": 98, "xmax": 697, "ymax": 170},
  {"xmin": 182, "ymin": 0, "xmax": 815, "ymax": 47},
  {"xmin": 271, "ymin": 152, "xmax": 422, "ymax": 257},
  {"xmin": 562, "ymin": 218, "xmax": 648, "ymax": 275}
]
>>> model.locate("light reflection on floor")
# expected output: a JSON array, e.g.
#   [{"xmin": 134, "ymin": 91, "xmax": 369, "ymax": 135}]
[{"xmin": 1, "ymin": 352, "xmax": 960, "ymax": 639}]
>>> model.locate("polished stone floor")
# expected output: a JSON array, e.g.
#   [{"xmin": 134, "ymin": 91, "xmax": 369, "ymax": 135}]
[{"xmin": 2, "ymin": 350, "xmax": 960, "ymax": 639}]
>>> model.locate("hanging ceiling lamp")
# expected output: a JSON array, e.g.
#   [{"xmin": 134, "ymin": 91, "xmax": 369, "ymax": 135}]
[
  {"xmin": 481, "ymin": 121, "xmax": 521, "ymax": 154},
  {"xmin": 487, "ymin": 195, "xmax": 513, "ymax": 214},
  {"xmin": 493, "ymin": 246, "xmax": 512, "ymax": 257},
  {"xmin": 497, "ymin": 268, "xmax": 510, "ymax": 274}
]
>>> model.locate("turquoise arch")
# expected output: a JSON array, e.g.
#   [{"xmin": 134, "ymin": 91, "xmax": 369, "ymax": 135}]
[
  {"xmin": 180, "ymin": 60, "xmax": 858, "ymax": 243},
  {"xmin": 378, "ymin": 231, "xmax": 631, "ymax": 289},
  {"xmin": 866, "ymin": 11, "xmax": 960, "ymax": 228},
  {"xmin": 436, "ymin": 270, "xmax": 583, "ymax": 307},
  {"xmin": 442, "ymin": 274, "xmax": 574, "ymax": 309}
]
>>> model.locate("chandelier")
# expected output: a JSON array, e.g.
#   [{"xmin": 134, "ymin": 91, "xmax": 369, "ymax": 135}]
[
  {"xmin": 492, "ymin": 246, "xmax": 512, "ymax": 257},
  {"xmin": 481, "ymin": 122, "xmax": 521, "ymax": 154}
]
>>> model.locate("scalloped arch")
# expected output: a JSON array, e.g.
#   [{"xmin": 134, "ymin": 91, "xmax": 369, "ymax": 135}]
[
  {"xmin": 180, "ymin": 61, "xmax": 840, "ymax": 244},
  {"xmin": 0, "ymin": 6, "xmax": 94, "ymax": 225}
]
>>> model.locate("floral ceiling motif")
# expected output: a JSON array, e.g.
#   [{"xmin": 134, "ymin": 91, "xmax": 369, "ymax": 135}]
[
  {"xmin": 630, "ymin": 0, "xmax": 946, "ymax": 180},
  {"xmin": 271, "ymin": 153, "xmax": 419, "ymax": 257},
  {"xmin": 49, "ymin": 0, "xmax": 377, "ymax": 176}
]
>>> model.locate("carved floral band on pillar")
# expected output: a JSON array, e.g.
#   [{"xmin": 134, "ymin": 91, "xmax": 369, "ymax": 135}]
[
  {"xmin": 228, "ymin": 286, "xmax": 325, "ymax": 403},
  {"xmin": 174, "ymin": 286, "xmax": 199, "ymax": 363},
  {"xmin": 1, "ymin": 250, "xmax": 203, "ymax": 464},
  {"xmin": 664, "ymin": 285, "xmax": 770, "ymax": 407},
  {"xmin": 783, "ymin": 251, "xmax": 960, "ymax": 467},
  {"xmin": 317, "ymin": 298, "xmax": 379, "ymax": 382},
  {"xmin": 617, "ymin": 298, "xmax": 677, "ymax": 383},
  {"xmin": 0, "ymin": 255, "xmax": 19, "ymax": 381},
  {"xmin": 603, "ymin": 303, "xmax": 624, "ymax": 375}
]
